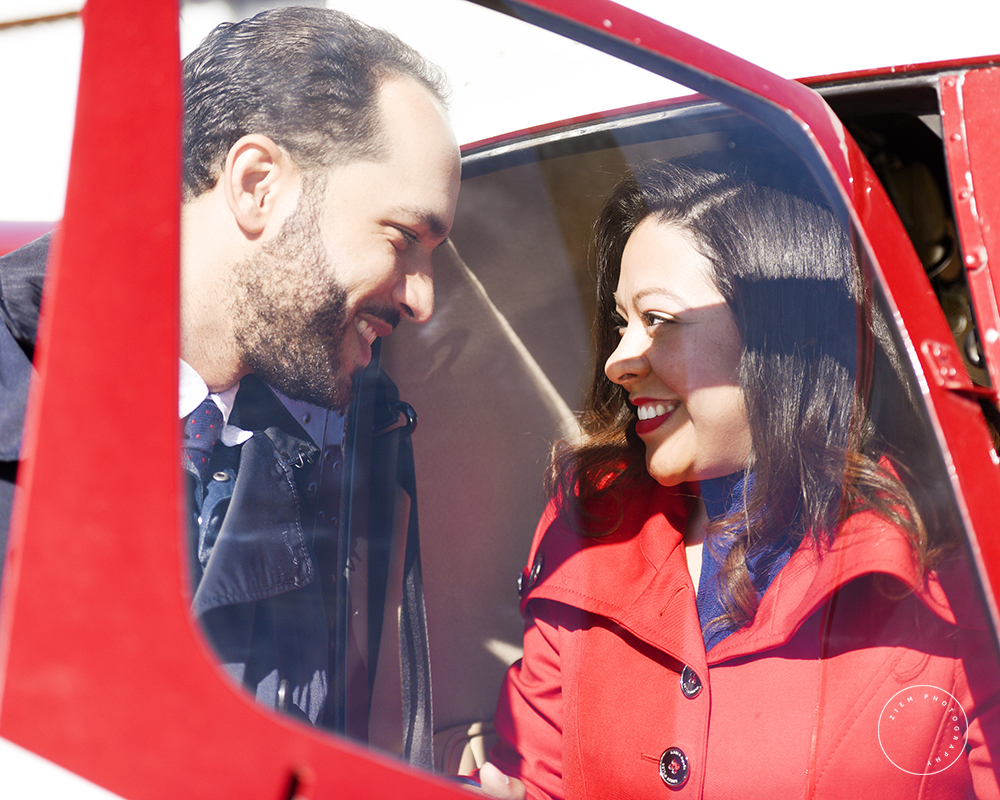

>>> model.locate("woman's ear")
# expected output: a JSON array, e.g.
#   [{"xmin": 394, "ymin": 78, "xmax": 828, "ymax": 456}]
[{"xmin": 222, "ymin": 134, "xmax": 293, "ymax": 237}]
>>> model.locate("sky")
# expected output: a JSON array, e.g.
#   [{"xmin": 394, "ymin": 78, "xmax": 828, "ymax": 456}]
[{"xmin": 1, "ymin": 0, "xmax": 998, "ymax": 222}]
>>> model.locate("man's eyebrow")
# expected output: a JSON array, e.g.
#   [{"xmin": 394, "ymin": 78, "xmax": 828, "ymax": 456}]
[{"xmin": 391, "ymin": 206, "xmax": 450, "ymax": 241}]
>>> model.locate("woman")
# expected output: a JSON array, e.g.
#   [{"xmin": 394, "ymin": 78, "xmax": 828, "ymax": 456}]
[{"xmin": 479, "ymin": 161, "xmax": 1000, "ymax": 799}]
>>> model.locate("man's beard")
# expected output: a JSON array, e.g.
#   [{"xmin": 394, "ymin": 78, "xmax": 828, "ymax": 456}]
[{"xmin": 230, "ymin": 192, "xmax": 355, "ymax": 411}]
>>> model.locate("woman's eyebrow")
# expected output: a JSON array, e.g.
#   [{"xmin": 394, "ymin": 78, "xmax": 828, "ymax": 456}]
[{"xmin": 630, "ymin": 286, "xmax": 686, "ymax": 306}]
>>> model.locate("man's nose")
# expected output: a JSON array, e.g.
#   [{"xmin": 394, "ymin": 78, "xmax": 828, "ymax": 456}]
[{"xmin": 394, "ymin": 266, "xmax": 434, "ymax": 324}]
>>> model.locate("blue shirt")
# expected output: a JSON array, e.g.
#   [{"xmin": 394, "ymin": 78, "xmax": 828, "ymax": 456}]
[{"xmin": 696, "ymin": 472, "xmax": 800, "ymax": 650}]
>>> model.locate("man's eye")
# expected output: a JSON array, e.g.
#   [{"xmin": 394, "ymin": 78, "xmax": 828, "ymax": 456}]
[{"xmin": 397, "ymin": 227, "xmax": 418, "ymax": 245}]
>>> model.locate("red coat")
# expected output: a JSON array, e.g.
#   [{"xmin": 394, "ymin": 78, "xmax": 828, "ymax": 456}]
[{"xmin": 489, "ymin": 482, "xmax": 1000, "ymax": 799}]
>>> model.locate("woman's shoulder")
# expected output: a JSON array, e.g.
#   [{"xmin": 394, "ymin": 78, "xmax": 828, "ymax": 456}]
[
  {"xmin": 538, "ymin": 479, "xmax": 692, "ymax": 546},
  {"xmin": 777, "ymin": 509, "xmax": 985, "ymax": 631},
  {"xmin": 515, "ymin": 481, "xmax": 693, "ymax": 612}
]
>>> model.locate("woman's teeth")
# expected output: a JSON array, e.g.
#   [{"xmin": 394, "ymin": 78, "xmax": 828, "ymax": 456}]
[
  {"xmin": 637, "ymin": 402, "xmax": 675, "ymax": 420},
  {"xmin": 355, "ymin": 318, "xmax": 377, "ymax": 346}
]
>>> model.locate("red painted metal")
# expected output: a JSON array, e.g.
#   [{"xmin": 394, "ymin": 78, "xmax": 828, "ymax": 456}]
[
  {"xmin": 801, "ymin": 53, "xmax": 1000, "ymax": 89},
  {"xmin": 934, "ymin": 67, "xmax": 1000, "ymax": 623},
  {"xmin": 940, "ymin": 69, "xmax": 1000, "ymax": 393},
  {"xmin": 1, "ymin": 0, "xmax": 998, "ymax": 796},
  {"xmin": 0, "ymin": 1, "xmax": 467, "ymax": 797}
]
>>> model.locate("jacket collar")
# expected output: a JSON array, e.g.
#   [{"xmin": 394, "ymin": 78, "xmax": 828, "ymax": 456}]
[
  {"xmin": 706, "ymin": 509, "xmax": 957, "ymax": 662},
  {"xmin": 191, "ymin": 377, "xmax": 320, "ymax": 615},
  {"xmin": 523, "ymin": 481, "xmax": 959, "ymax": 667}
]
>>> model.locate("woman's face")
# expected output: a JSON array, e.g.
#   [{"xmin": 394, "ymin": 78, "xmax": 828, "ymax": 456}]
[{"xmin": 605, "ymin": 217, "xmax": 752, "ymax": 486}]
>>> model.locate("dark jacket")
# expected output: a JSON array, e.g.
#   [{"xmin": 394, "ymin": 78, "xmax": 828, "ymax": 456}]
[
  {"xmin": 0, "ymin": 233, "xmax": 50, "ymax": 579},
  {"xmin": 0, "ymin": 235, "xmax": 335, "ymax": 723},
  {"xmin": 190, "ymin": 375, "xmax": 336, "ymax": 724}
]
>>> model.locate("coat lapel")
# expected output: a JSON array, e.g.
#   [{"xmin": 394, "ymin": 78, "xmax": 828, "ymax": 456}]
[{"xmin": 523, "ymin": 483, "xmax": 960, "ymax": 670}]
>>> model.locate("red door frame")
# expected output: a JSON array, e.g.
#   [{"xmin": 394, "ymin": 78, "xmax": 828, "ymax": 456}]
[
  {"xmin": 0, "ymin": 2, "xmax": 472, "ymax": 797},
  {"xmin": 0, "ymin": 1, "xmax": 996, "ymax": 798},
  {"xmin": 939, "ymin": 68, "xmax": 1000, "ymax": 394}
]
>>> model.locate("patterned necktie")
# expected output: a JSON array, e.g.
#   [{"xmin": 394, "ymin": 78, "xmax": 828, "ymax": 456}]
[{"xmin": 183, "ymin": 397, "xmax": 224, "ymax": 487}]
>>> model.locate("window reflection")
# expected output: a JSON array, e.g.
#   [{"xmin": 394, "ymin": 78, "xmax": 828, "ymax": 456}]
[
  {"xmin": 175, "ymin": 2, "xmax": 1000, "ymax": 791},
  {"xmin": 383, "ymin": 105, "xmax": 1000, "ymax": 792}
]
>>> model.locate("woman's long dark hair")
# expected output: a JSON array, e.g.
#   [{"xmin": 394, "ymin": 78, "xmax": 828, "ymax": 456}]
[{"xmin": 550, "ymin": 160, "xmax": 956, "ymax": 632}]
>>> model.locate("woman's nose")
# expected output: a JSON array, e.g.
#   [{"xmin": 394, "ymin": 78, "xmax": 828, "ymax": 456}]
[{"xmin": 605, "ymin": 329, "xmax": 648, "ymax": 385}]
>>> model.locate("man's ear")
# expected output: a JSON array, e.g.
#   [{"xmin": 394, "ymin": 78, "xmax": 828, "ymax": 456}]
[{"xmin": 222, "ymin": 134, "xmax": 295, "ymax": 237}]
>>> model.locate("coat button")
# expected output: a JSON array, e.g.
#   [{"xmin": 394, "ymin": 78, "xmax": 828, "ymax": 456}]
[
  {"xmin": 212, "ymin": 471, "xmax": 231, "ymax": 482},
  {"xmin": 518, "ymin": 552, "xmax": 544, "ymax": 599},
  {"xmin": 680, "ymin": 665, "xmax": 702, "ymax": 698},
  {"xmin": 659, "ymin": 747, "xmax": 689, "ymax": 788},
  {"xmin": 528, "ymin": 552, "xmax": 543, "ymax": 587}
]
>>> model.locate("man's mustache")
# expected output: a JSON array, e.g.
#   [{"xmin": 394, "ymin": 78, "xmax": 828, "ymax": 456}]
[{"xmin": 358, "ymin": 303, "xmax": 400, "ymax": 332}]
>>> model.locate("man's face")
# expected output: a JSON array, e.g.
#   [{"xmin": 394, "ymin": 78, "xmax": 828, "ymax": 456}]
[{"xmin": 230, "ymin": 76, "xmax": 461, "ymax": 410}]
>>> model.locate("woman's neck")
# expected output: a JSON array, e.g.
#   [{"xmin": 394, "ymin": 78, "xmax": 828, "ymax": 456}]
[
  {"xmin": 684, "ymin": 499, "xmax": 708, "ymax": 592},
  {"xmin": 685, "ymin": 471, "xmax": 747, "ymax": 592}
]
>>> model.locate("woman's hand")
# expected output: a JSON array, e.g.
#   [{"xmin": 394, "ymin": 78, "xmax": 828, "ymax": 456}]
[{"xmin": 475, "ymin": 762, "xmax": 526, "ymax": 800}]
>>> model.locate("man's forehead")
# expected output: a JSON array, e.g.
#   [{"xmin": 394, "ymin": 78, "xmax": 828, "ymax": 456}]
[{"xmin": 377, "ymin": 77, "xmax": 457, "ymax": 151}]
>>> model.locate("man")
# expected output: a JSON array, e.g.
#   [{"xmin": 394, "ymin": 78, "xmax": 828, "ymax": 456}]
[
  {"xmin": 178, "ymin": 5, "xmax": 460, "ymax": 740},
  {"xmin": 0, "ymin": 6, "xmax": 460, "ymax": 742}
]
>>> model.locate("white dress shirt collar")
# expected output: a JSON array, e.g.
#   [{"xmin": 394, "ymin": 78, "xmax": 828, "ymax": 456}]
[{"xmin": 178, "ymin": 360, "xmax": 251, "ymax": 446}]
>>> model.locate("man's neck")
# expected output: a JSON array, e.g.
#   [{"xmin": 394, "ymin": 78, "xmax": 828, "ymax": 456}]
[{"xmin": 180, "ymin": 348, "xmax": 245, "ymax": 395}]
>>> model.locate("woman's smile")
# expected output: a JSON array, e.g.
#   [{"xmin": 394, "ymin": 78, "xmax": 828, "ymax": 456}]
[{"xmin": 632, "ymin": 398, "xmax": 680, "ymax": 434}]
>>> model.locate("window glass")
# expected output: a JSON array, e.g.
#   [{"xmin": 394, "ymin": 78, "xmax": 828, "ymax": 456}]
[
  {"xmin": 176, "ymin": 1, "xmax": 1000, "ymax": 792},
  {"xmin": 178, "ymin": 0, "xmax": 687, "ymax": 758},
  {"xmin": 383, "ymin": 97, "xmax": 1000, "ymax": 788}
]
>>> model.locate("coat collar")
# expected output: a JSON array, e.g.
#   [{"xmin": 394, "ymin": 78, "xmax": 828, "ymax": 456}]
[
  {"xmin": 522, "ymin": 481, "xmax": 962, "ymax": 667},
  {"xmin": 191, "ymin": 377, "xmax": 320, "ymax": 615}
]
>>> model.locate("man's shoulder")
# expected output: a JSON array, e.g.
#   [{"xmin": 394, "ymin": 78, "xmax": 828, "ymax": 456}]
[
  {"xmin": 0, "ymin": 232, "xmax": 52, "ymax": 351},
  {"xmin": 0, "ymin": 233, "xmax": 51, "ymax": 463}
]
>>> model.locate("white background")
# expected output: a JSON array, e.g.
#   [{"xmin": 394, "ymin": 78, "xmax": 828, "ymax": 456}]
[{"xmin": 1, "ymin": 0, "xmax": 998, "ymax": 222}]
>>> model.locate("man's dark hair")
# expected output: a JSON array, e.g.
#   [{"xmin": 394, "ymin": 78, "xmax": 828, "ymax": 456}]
[{"xmin": 182, "ymin": 6, "xmax": 449, "ymax": 199}]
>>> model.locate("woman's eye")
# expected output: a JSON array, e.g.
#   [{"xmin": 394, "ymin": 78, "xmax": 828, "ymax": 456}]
[
  {"xmin": 612, "ymin": 314, "xmax": 627, "ymax": 336},
  {"xmin": 643, "ymin": 312, "xmax": 671, "ymax": 328}
]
